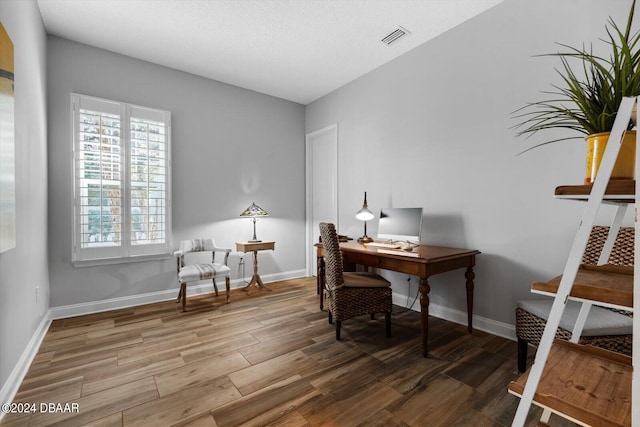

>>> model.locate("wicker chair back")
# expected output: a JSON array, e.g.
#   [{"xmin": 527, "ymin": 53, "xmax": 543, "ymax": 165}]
[{"xmin": 319, "ymin": 222, "xmax": 345, "ymax": 290}]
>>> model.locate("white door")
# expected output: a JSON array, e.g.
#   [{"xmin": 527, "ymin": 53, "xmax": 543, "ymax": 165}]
[{"xmin": 306, "ymin": 124, "xmax": 338, "ymax": 276}]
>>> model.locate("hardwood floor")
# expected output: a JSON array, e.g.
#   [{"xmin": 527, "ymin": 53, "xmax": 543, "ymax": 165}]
[{"xmin": 2, "ymin": 278, "xmax": 575, "ymax": 427}]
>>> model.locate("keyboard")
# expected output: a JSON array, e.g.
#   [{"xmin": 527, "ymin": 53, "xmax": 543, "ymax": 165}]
[
  {"xmin": 378, "ymin": 248, "xmax": 421, "ymax": 257},
  {"xmin": 366, "ymin": 242, "xmax": 401, "ymax": 249}
]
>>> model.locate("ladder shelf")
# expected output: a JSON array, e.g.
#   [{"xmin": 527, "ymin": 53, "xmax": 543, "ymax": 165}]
[{"xmin": 510, "ymin": 96, "xmax": 638, "ymax": 427}]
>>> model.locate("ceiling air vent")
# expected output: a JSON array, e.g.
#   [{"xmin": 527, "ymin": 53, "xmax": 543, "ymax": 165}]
[{"xmin": 381, "ymin": 26, "xmax": 410, "ymax": 45}]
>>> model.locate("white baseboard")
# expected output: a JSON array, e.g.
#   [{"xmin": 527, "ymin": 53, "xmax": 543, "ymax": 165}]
[
  {"xmin": 0, "ymin": 313, "xmax": 52, "ymax": 422},
  {"xmin": 50, "ymin": 269, "xmax": 307, "ymax": 320},
  {"xmin": 392, "ymin": 294, "xmax": 516, "ymax": 341}
]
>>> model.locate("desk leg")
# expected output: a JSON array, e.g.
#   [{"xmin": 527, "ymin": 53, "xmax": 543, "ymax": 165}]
[
  {"xmin": 419, "ymin": 278, "xmax": 431, "ymax": 357},
  {"xmin": 244, "ymin": 250, "xmax": 271, "ymax": 295},
  {"xmin": 465, "ymin": 266, "xmax": 475, "ymax": 333}
]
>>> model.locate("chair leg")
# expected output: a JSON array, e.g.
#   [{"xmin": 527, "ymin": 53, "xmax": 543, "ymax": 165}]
[
  {"xmin": 336, "ymin": 320, "xmax": 341, "ymax": 340},
  {"xmin": 180, "ymin": 282, "xmax": 187, "ymax": 312},
  {"xmin": 371, "ymin": 313, "xmax": 375, "ymax": 320},
  {"xmin": 385, "ymin": 312, "xmax": 391, "ymax": 338},
  {"xmin": 212, "ymin": 279, "xmax": 219, "ymax": 296},
  {"xmin": 328, "ymin": 311, "xmax": 333, "ymax": 324},
  {"xmin": 225, "ymin": 276, "xmax": 230, "ymax": 304},
  {"xmin": 517, "ymin": 337, "xmax": 528, "ymax": 372}
]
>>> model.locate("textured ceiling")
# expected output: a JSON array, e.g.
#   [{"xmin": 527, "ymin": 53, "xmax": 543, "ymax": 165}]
[{"xmin": 36, "ymin": 0, "xmax": 503, "ymax": 104}]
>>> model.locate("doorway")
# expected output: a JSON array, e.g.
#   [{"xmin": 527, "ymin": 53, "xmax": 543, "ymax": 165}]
[{"xmin": 305, "ymin": 124, "xmax": 338, "ymax": 276}]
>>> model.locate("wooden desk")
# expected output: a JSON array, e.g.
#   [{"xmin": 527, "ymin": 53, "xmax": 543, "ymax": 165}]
[
  {"xmin": 316, "ymin": 241, "xmax": 480, "ymax": 357},
  {"xmin": 236, "ymin": 241, "xmax": 275, "ymax": 295}
]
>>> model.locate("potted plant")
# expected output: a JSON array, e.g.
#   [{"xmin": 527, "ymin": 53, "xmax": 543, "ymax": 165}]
[{"xmin": 513, "ymin": 0, "xmax": 640, "ymax": 184}]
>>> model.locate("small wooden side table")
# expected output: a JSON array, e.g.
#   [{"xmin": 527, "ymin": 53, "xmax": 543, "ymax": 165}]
[{"xmin": 235, "ymin": 241, "xmax": 275, "ymax": 295}]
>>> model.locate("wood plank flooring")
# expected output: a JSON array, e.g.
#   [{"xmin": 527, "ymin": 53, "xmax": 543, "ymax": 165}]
[{"xmin": 1, "ymin": 278, "xmax": 576, "ymax": 426}]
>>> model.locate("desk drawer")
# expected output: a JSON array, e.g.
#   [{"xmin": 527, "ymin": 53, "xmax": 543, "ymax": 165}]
[{"xmin": 343, "ymin": 251, "xmax": 424, "ymax": 276}]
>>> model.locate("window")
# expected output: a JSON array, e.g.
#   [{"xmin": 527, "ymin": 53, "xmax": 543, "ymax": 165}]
[{"xmin": 71, "ymin": 94, "xmax": 171, "ymax": 264}]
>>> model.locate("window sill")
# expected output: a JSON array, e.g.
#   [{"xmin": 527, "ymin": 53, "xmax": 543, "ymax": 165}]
[{"xmin": 72, "ymin": 253, "xmax": 173, "ymax": 268}]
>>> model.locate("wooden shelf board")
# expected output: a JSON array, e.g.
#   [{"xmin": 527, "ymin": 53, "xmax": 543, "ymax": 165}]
[
  {"xmin": 531, "ymin": 264, "xmax": 633, "ymax": 308},
  {"xmin": 554, "ymin": 180, "xmax": 635, "ymax": 202},
  {"xmin": 509, "ymin": 340, "xmax": 632, "ymax": 427}
]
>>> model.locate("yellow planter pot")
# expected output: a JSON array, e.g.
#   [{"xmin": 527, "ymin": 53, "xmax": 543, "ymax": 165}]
[{"xmin": 585, "ymin": 131, "xmax": 636, "ymax": 184}]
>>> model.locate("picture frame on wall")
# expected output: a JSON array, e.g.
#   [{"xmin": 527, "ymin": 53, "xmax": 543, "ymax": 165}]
[{"xmin": 0, "ymin": 21, "xmax": 15, "ymax": 253}]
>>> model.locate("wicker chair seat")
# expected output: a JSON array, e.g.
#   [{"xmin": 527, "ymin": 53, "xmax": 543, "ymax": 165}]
[{"xmin": 343, "ymin": 272, "xmax": 392, "ymax": 288}]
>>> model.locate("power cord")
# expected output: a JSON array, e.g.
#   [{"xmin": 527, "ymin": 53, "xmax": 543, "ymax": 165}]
[
  {"xmin": 237, "ymin": 253, "xmax": 249, "ymax": 285},
  {"xmin": 393, "ymin": 276, "xmax": 420, "ymax": 314}
]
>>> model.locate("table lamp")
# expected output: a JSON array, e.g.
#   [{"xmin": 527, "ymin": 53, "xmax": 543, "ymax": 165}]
[
  {"xmin": 240, "ymin": 202, "xmax": 269, "ymax": 242},
  {"xmin": 355, "ymin": 192, "xmax": 374, "ymax": 243}
]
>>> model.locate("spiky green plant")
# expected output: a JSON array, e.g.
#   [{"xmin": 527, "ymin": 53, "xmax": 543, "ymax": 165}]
[{"xmin": 513, "ymin": 0, "xmax": 640, "ymax": 153}]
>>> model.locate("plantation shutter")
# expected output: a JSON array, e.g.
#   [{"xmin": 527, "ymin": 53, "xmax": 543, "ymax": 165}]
[
  {"xmin": 72, "ymin": 94, "xmax": 171, "ymax": 263},
  {"xmin": 129, "ymin": 106, "xmax": 169, "ymax": 254}
]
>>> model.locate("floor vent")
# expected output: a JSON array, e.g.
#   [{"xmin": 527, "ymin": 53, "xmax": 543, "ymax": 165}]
[{"xmin": 381, "ymin": 26, "xmax": 410, "ymax": 45}]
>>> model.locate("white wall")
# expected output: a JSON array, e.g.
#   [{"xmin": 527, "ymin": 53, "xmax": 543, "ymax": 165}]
[
  {"xmin": 305, "ymin": 0, "xmax": 635, "ymax": 332},
  {"xmin": 47, "ymin": 37, "xmax": 306, "ymax": 309},
  {"xmin": 0, "ymin": 0, "xmax": 49, "ymax": 402}
]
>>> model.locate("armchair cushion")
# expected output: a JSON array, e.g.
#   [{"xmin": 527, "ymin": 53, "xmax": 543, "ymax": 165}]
[{"xmin": 178, "ymin": 263, "xmax": 231, "ymax": 282}]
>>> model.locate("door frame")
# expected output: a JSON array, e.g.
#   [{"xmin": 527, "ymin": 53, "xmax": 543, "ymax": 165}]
[{"xmin": 305, "ymin": 124, "xmax": 338, "ymax": 276}]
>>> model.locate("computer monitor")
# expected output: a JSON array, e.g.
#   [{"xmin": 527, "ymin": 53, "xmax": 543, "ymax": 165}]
[{"xmin": 377, "ymin": 207, "xmax": 423, "ymax": 243}]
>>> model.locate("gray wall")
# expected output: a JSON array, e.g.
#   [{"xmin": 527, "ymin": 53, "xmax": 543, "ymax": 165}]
[
  {"xmin": 0, "ymin": 0, "xmax": 49, "ymax": 398},
  {"xmin": 47, "ymin": 36, "xmax": 306, "ymax": 308},
  {"xmin": 305, "ymin": 0, "xmax": 635, "ymax": 330}
]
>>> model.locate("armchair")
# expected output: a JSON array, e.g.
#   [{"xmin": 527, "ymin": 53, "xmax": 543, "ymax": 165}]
[{"xmin": 174, "ymin": 239, "xmax": 232, "ymax": 312}]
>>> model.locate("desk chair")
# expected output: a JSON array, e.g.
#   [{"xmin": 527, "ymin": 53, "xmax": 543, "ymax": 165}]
[
  {"xmin": 319, "ymin": 222, "xmax": 392, "ymax": 340},
  {"xmin": 516, "ymin": 226, "xmax": 633, "ymax": 372},
  {"xmin": 174, "ymin": 239, "xmax": 232, "ymax": 312}
]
